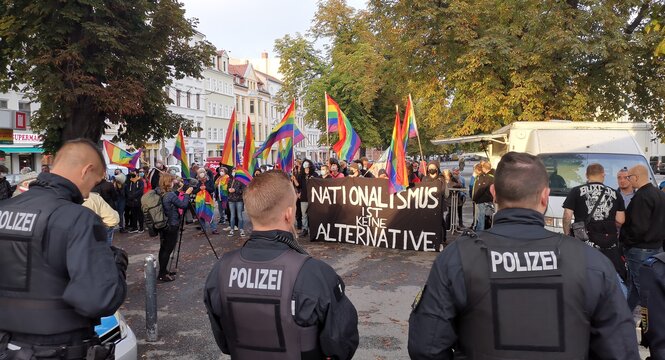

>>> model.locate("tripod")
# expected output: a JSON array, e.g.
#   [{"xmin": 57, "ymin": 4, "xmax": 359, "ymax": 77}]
[{"xmin": 170, "ymin": 201, "xmax": 219, "ymax": 274}]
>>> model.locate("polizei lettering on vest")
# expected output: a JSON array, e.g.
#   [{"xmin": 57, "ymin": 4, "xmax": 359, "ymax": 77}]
[
  {"xmin": 228, "ymin": 267, "xmax": 283, "ymax": 290},
  {"xmin": 0, "ymin": 210, "xmax": 37, "ymax": 232},
  {"xmin": 490, "ymin": 250, "xmax": 558, "ymax": 273}
]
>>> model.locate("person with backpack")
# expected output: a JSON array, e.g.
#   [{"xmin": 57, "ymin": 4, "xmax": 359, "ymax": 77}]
[{"xmin": 156, "ymin": 173, "xmax": 193, "ymax": 282}]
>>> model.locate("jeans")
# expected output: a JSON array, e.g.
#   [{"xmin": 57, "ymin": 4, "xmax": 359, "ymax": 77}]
[
  {"xmin": 217, "ymin": 200, "xmax": 227, "ymax": 223},
  {"xmin": 475, "ymin": 203, "xmax": 492, "ymax": 231},
  {"xmin": 200, "ymin": 217, "xmax": 217, "ymax": 233},
  {"xmin": 300, "ymin": 202, "xmax": 309, "ymax": 230},
  {"xmin": 116, "ymin": 198, "xmax": 126, "ymax": 229},
  {"xmin": 106, "ymin": 227, "xmax": 114, "ymax": 246},
  {"xmin": 229, "ymin": 201, "xmax": 244, "ymax": 230},
  {"xmin": 626, "ymin": 246, "xmax": 663, "ymax": 310}
]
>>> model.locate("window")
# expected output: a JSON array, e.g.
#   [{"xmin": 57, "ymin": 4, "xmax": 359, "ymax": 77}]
[
  {"xmin": 196, "ymin": 94, "xmax": 200, "ymax": 110},
  {"xmin": 236, "ymin": 97, "xmax": 240, "ymax": 113},
  {"xmin": 265, "ymin": 103, "xmax": 268, "ymax": 117},
  {"xmin": 18, "ymin": 101, "xmax": 31, "ymax": 116},
  {"xmin": 250, "ymin": 100, "xmax": 255, "ymax": 114},
  {"xmin": 0, "ymin": 100, "xmax": 7, "ymax": 109},
  {"xmin": 206, "ymin": 78, "xmax": 211, "ymax": 90},
  {"xmin": 186, "ymin": 92, "xmax": 191, "ymax": 108},
  {"xmin": 212, "ymin": 103, "xmax": 217, "ymax": 116},
  {"xmin": 213, "ymin": 128, "xmax": 219, "ymax": 141},
  {"xmin": 207, "ymin": 127, "xmax": 212, "ymax": 140},
  {"xmin": 207, "ymin": 102, "xmax": 212, "ymax": 115},
  {"xmin": 223, "ymin": 60, "xmax": 227, "ymax": 72},
  {"xmin": 175, "ymin": 90, "xmax": 181, "ymax": 106}
]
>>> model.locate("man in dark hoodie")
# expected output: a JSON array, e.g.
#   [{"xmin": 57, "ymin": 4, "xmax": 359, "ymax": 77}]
[{"xmin": 422, "ymin": 160, "xmax": 447, "ymax": 251}]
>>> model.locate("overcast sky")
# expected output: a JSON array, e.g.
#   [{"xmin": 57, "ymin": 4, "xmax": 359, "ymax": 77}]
[{"xmin": 180, "ymin": 0, "xmax": 366, "ymax": 59}]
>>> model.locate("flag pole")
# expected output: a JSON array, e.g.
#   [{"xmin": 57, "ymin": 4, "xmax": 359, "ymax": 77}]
[
  {"xmin": 292, "ymin": 99, "xmax": 296, "ymax": 174},
  {"xmin": 410, "ymin": 94, "xmax": 425, "ymax": 162},
  {"xmin": 324, "ymin": 91, "xmax": 331, "ymax": 163}
]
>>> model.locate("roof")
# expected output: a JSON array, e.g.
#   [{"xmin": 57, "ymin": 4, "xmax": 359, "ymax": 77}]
[
  {"xmin": 255, "ymin": 70, "xmax": 283, "ymax": 84},
  {"xmin": 228, "ymin": 64, "xmax": 248, "ymax": 77}
]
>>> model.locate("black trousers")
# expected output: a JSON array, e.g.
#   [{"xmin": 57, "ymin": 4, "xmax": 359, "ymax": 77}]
[
  {"xmin": 158, "ymin": 225, "xmax": 179, "ymax": 276},
  {"xmin": 128, "ymin": 205, "xmax": 144, "ymax": 230}
]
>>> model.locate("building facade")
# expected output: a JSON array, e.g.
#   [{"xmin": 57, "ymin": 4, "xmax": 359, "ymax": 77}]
[
  {"xmin": 0, "ymin": 90, "xmax": 47, "ymax": 174},
  {"xmin": 203, "ymin": 50, "xmax": 235, "ymax": 158}
]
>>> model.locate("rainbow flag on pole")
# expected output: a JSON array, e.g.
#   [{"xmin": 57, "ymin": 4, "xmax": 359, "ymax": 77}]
[
  {"xmin": 172, "ymin": 128, "xmax": 190, "ymax": 178},
  {"xmin": 254, "ymin": 99, "xmax": 305, "ymax": 159},
  {"xmin": 327, "ymin": 94, "xmax": 361, "ymax": 162},
  {"xmin": 242, "ymin": 117, "xmax": 256, "ymax": 175},
  {"xmin": 385, "ymin": 108, "xmax": 408, "ymax": 194},
  {"xmin": 404, "ymin": 94, "xmax": 418, "ymax": 139},
  {"xmin": 277, "ymin": 138, "xmax": 294, "ymax": 173},
  {"xmin": 103, "ymin": 140, "xmax": 142, "ymax": 169},
  {"xmin": 194, "ymin": 189, "xmax": 215, "ymax": 223},
  {"xmin": 221, "ymin": 109, "xmax": 240, "ymax": 167}
]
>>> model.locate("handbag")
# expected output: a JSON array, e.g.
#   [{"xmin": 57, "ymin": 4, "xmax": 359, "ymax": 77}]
[{"xmin": 571, "ymin": 191, "xmax": 604, "ymax": 242}]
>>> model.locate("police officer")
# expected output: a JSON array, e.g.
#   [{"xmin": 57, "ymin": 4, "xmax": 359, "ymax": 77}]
[
  {"xmin": 0, "ymin": 139, "xmax": 128, "ymax": 360},
  {"xmin": 640, "ymin": 252, "xmax": 665, "ymax": 359},
  {"xmin": 408, "ymin": 151, "xmax": 639, "ymax": 359},
  {"xmin": 204, "ymin": 170, "xmax": 359, "ymax": 360}
]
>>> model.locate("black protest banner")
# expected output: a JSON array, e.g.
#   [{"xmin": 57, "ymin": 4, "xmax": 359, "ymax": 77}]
[{"xmin": 306, "ymin": 178, "xmax": 443, "ymax": 251}]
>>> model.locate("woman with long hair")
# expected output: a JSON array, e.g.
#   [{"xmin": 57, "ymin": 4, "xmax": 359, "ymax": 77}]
[{"xmin": 157, "ymin": 173, "xmax": 193, "ymax": 282}]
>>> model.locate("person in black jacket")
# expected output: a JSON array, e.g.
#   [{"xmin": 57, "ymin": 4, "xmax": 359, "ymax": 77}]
[
  {"xmin": 292, "ymin": 159, "xmax": 319, "ymax": 237},
  {"xmin": 0, "ymin": 139, "xmax": 127, "ymax": 359},
  {"xmin": 125, "ymin": 169, "xmax": 145, "ymax": 233},
  {"xmin": 408, "ymin": 152, "xmax": 639, "ymax": 360},
  {"xmin": 422, "ymin": 161, "xmax": 447, "ymax": 251},
  {"xmin": 204, "ymin": 171, "xmax": 358, "ymax": 360},
  {"xmin": 472, "ymin": 160, "xmax": 494, "ymax": 231},
  {"xmin": 156, "ymin": 173, "xmax": 193, "ymax": 282},
  {"xmin": 0, "ymin": 165, "xmax": 12, "ymax": 200},
  {"xmin": 92, "ymin": 178, "xmax": 117, "ymax": 210},
  {"xmin": 621, "ymin": 164, "xmax": 665, "ymax": 310}
]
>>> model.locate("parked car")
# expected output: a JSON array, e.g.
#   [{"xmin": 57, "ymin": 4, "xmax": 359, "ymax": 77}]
[
  {"xmin": 95, "ymin": 312, "xmax": 138, "ymax": 360},
  {"xmin": 650, "ymin": 155, "xmax": 665, "ymax": 174}
]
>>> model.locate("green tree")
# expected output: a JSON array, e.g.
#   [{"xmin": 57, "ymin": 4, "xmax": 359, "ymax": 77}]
[
  {"xmin": 393, "ymin": 0, "xmax": 665, "ymax": 137},
  {"xmin": 0, "ymin": 0, "xmax": 215, "ymax": 152}
]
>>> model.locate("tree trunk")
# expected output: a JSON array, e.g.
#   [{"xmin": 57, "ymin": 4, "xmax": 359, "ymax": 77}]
[{"xmin": 61, "ymin": 95, "xmax": 105, "ymax": 148}]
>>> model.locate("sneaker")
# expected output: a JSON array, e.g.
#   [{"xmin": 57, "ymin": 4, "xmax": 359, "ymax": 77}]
[
  {"xmin": 229, "ymin": 230, "xmax": 234, "ymax": 236},
  {"xmin": 211, "ymin": 230, "xmax": 220, "ymax": 235},
  {"xmin": 234, "ymin": 226, "xmax": 239, "ymax": 231},
  {"xmin": 129, "ymin": 228, "xmax": 138, "ymax": 233},
  {"xmin": 239, "ymin": 230, "xmax": 245, "ymax": 237},
  {"xmin": 138, "ymin": 229, "xmax": 145, "ymax": 233},
  {"xmin": 223, "ymin": 226, "xmax": 232, "ymax": 231},
  {"xmin": 119, "ymin": 228, "xmax": 128, "ymax": 233}
]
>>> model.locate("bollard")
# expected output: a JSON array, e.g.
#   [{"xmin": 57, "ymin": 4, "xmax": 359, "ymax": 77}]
[{"xmin": 144, "ymin": 254, "xmax": 158, "ymax": 342}]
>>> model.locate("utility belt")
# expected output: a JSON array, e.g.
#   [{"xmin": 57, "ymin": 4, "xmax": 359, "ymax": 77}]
[
  {"xmin": 584, "ymin": 239, "xmax": 618, "ymax": 250},
  {"xmin": 0, "ymin": 332, "xmax": 113, "ymax": 360}
]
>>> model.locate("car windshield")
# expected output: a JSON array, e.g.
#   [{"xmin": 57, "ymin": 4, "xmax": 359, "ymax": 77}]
[{"xmin": 538, "ymin": 153, "xmax": 653, "ymax": 196}]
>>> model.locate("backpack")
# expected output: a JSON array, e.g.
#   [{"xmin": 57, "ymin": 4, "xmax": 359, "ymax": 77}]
[{"xmin": 141, "ymin": 190, "xmax": 167, "ymax": 236}]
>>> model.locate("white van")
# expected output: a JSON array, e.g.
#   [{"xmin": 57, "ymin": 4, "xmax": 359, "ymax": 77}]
[{"xmin": 432, "ymin": 121, "xmax": 657, "ymax": 233}]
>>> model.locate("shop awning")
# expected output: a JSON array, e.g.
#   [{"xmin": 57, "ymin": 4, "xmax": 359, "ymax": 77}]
[{"xmin": 0, "ymin": 146, "xmax": 44, "ymax": 154}]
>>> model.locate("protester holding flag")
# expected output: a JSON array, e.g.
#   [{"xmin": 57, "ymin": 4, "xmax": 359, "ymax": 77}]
[
  {"xmin": 214, "ymin": 167, "xmax": 230, "ymax": 225},
  {"xmin": 226, "ymin": 168, "xmax": 246, "ymax": 237},
  {"xmin": 196, "ymin": 170, "xmax": 219, "ymax": 235}
]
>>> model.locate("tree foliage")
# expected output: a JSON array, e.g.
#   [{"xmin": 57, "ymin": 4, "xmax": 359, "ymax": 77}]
[
  {"xmin": 0, "ymin": 0, "xmax": 215, "ymax": 152},
  {"xmin": 276, "ymin": 0, "xmax": 665, "ymax": 151}
]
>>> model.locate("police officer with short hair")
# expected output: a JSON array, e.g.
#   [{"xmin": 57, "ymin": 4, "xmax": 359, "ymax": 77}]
[
  {"xmin": 204, "ymin": 170, "xmax": 359, "ymax": 360},
  {"xmin": 408, "ymin": 151, "xmax": 639, "ymax": 359},
  {"xmin": 0, "ymin": 139, "xmax": 128, "ymax": 359},
  {"xmin": 640, "ymin": 252, "xmax": 665, "ymax": 359}
]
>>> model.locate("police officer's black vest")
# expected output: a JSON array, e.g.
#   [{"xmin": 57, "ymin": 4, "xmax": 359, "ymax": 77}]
[
  {"xmin": 640, "ymin": 252, "xmax": 665, "ymax": 352},
  {"xmin": 218, "ymin": 248, "xmax": 320, "ymax": 360},
  {"xmin": 456, "ymin": 231, "xmax": 589, "ymax": 359},
  {"xmin": 0, "ymin": 192, "xmax": 94, "ymax": 335}
]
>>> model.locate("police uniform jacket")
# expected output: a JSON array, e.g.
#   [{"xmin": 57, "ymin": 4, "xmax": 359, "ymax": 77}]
[
  {"xmin": 204, "ymin": 230, "xmax": 359, "ymax": 360},
  {"xmin": 0, "ymin": 173, "xmax": 127, "ymax": 336},
  {"xmin": 640, "ymin": 253, "xmax": 665, "ymax": 360},
  {"xmin": 408, "ymin": 208, "xmax": 639, "ymax": 360}
]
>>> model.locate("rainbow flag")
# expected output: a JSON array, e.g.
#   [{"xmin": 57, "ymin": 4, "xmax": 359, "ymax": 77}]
[
  {"xmin": 234, "ymin": 168, "xmax": 252, "ymax": 186},
  {"xmin": 194, "ymin": 189, "xmax": 215, "ymax": 223},
  {"xmin": 254, "ymin": 99, "xmax": 305, "ymax": 159},
  {"xmin": 172, "ymin": 128, "xmax": 190, "ymax": 178},
  {"xmin": 327, "ymin": 94, "xmax": 361, "ymax": 162},
  {"xmin": 385, "ymin": 108, "xmax": 408, "ymax": 194},
  {"xmin": 215, "ymin": 174, "xmax": 229, "ymax": 207},
  {"xmin": 221, "ymin": 109, "xmax": 240, "ymax": 167},
  {"xmin": 325, "ymin": 93, "xmax": 339, "ymax": 132},
  {"xmin": 277, "ymin": 138, "xmax": 294, "ymax": 173},
  {"xmin": 103, "ymin": 140, "xmax": 142, "ymax": 169},
  {"xmin": 242, "ymin": 117, "xmax": 256, "ymax": 175},
  {"xmin": 404, "ymin": 94, "xmax": 418, "ymax": 139}
]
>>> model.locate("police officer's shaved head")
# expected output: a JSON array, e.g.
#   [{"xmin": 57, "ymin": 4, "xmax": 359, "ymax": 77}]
[
  {"xmin": 244, "ymin": 170, "xmax": 297, "ymax": 231},
  {"xmin": 627, "ymin": 164, "xmax": 650, "ymax": 188},
  {"xmin": 52, "ymin": 138, "xmax": 106, "ymax": 198},
  {"xmin": 491, "ymin": 152, "xmax": 549, "ymax": 210}
]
